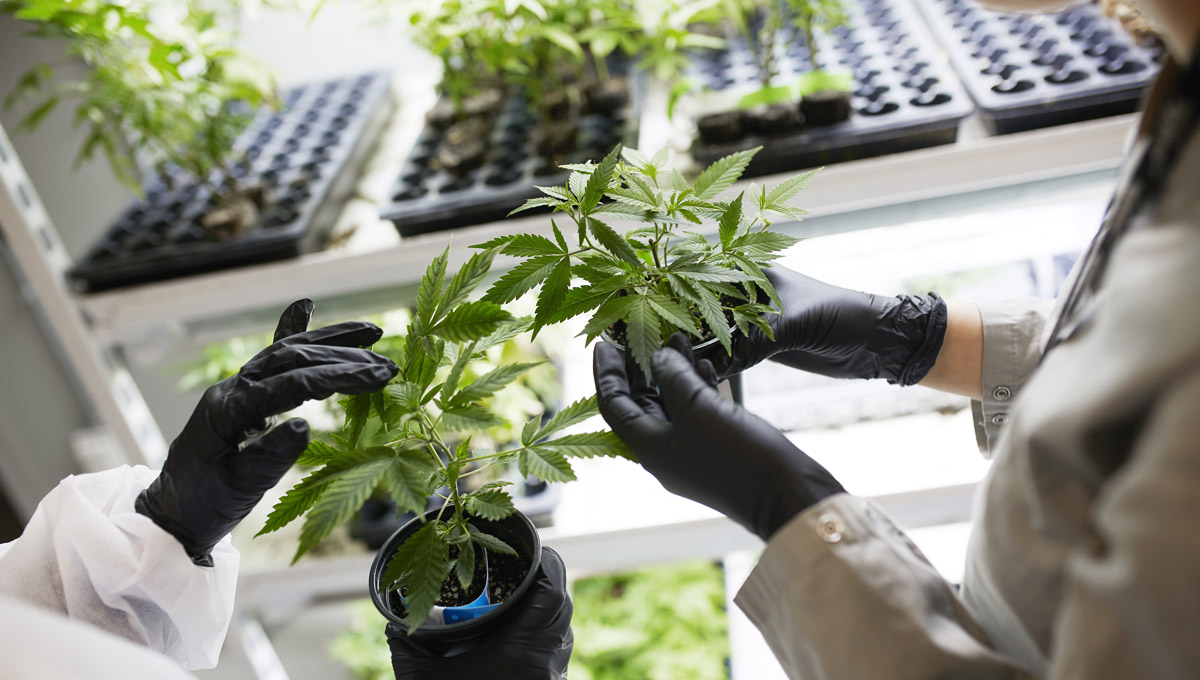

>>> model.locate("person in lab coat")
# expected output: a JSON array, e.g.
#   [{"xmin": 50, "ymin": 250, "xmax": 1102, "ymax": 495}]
[
  {"xmin": 0, "ymin": 299, "xmax": 572, "ymax": 679},
  {"xmin": 595, "ymin": 1, "xmax": 1200, "ymax": 677}
]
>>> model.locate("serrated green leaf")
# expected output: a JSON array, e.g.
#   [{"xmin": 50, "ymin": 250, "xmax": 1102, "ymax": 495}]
[
  {"xmin": 481, "ymin": 256, "xmax": 560, "ymax": 304},
  {"xmin": 583, "ymin": 144, "xmax": 622, "ymax": 212},
  {"xmin": 536, "ymin": 185, "xmax": 571, "ymax": 201},
  {"xmin": 693, "ymin": 147, "xmax": 760, "ymax": 200},
  {"xmin": 538, "ymin": 395, "xmax": 601, "ymax": 440},
  {"xmin": 258, "ymin": 471, "xmax": 333, "ymax": 537},
  {"xmin": 646, "ymin": 294, "xmax": 702, "ymax": 337},
  {"xmin": 476, "ymin": 316, "xmax": 533, "ymax": 353},
  {"xmin": 592, "ymin": 202, "xmax": 653, "ymax": 219},
  {"xmin": 439, "ymin": 341, "xmax": 476, "ymax": 404},
  {"xmin": 465, "ymin": 488, "xmax": 516, "ymax": 521},
  {"xmin": 588, "ymin": 218, "xmax": 641, "ymax": 265},
  {"xmin": 430, "ymin": 301, "xmax": 513, "ymax": 343},
  {"xmin": 342, "ymin": 393, "xmax": 372, "ymax": 448},
  {"xmin": 728, "ymin": 231, "xmax": 800, "ymax": 259},
  {"xmin": 441, "ymin": 251, "xmax": 496, "ymax": 312},
  {"xmin": 451, "ymin": 362, "xmax": 541, "ymax": 405},
  {"xmin": 383, "ymin": 523, "xmax": 451, "ymax": 630},
  {"xmin": 521, "ymin": 416, "xmax": 542, "ymax": 446},
  {"xmin": 670, "ymin": 262, "xmax": 755, "ymax": 283},
  {"xmin": 467, "ymin": 523, "xmax": 518, "ymax": 556},
  {"xmin": 541, "ymin": 430, "xmax": 632, "ymax": 460},
  {"xmin": 766, "ymin": 168, "xmax": 820, "ymax": 206},
  {"xmin": 546, "ymin": 286, "xmax": 613, "ymax": 325},
  {"xmin": 694, "ymin": 282, "xmax": 733, "ymax": 354},
  {"xmin": 719, "ymin": 192, "xmax": 744, "ymax": 249},
  {"xmin": 625, "ymin": 296, "xmax": 662, "ymax": 379},
  {"xmin": 551, "ymin": 220, "xmax": 569, "ymax": 251},
  {"xmin": 669, "ymin": 168, "xmax": 689, "ymax": 192},
  {"xmin": 418, "ymin": 246, "xmax": 449, "ymax": 327},
  {"xmin": 580, "ymin": 294, "xmax": 639, "ymax": 341},
  {"xmin": 380, "ymin": 453, "xmax": 436, "ymax": 517},
  {"xmin": 296, "ymin": 440, "xmax": 340, "ymax": 467},
  {"xmin": 500, "ymin": 233, "xmax": 564, "ymax": 257},
  {"xmin": 294, "ymin": 457, "xmax": 393, "ymax": 562},
  {"xmin": 508, "ymin": 196, "xmax": 561, "ymax": 216},
  {"xmin": 569, "ymin": 171, "xmax": 587, "ymax": 202},
  {"xmin": 532, "ymin": 258, "xmax": 572, "ymax": 335},
  {"xmin": 471, "ymin": 235, "xmax": 517, "ymax": 251},
  {"xmin": 765, "ymin": 203, "xmax": 810, "ymax": 221},
  {"xmin": 606, "ymin": 186, "xmax": 658, "ymax": 210},
  {"xmin": 454, "ymin": 537, "xmax": 476, "ymax": 590},
  {"xmin": 442, "ymin": 404, "xmax": 504, "ymax": 431},
  {"xmin": 519, "ymin": 446, "xmax": 577, "ymax": 482},
  {"xmin": 621, "ymin": 147, "xmax": 650, "ymax": 168}
]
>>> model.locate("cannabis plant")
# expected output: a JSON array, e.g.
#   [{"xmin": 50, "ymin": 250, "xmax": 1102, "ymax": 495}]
[
  {"xmin": 2, "ymin": 0, "xmax": 275, "ymax": 198},
  {"xmin": 257, "ymin": 246, "xmax": 629, "ymax": 630},
  {"xmin": 474, "ymin": 143, "xmax": 815, "ymax": 376}
]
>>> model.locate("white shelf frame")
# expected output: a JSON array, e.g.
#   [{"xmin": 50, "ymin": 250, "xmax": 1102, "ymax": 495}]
[{"xmin": 77, "ymin": 114, "xmax": 1134, "ymax": 354}]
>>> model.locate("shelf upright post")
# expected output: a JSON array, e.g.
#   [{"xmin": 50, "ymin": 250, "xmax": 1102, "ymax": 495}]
[{"xmin": 0, "ymin": 123, "xmax": 166, "ymax": 468}]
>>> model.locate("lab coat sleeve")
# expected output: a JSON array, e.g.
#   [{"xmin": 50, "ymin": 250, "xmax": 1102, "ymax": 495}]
[
  {"xmin": 969, "ymin": 299, "xmax": 1055, "ymax": 459},
  {"xmin": 0, "ymin": 465, "xmax": 238, "ymax": 670},
  {"xmin": 737, "ymin": 367, "xmax": 1200, "ymax": 680}
]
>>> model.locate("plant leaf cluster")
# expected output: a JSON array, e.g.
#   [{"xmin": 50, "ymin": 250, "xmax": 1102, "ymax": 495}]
[
  {"xmin": 2, "ymin": 0, "xmax": 277, "ymax": 197},
  {"xmin": 476, "ymin": 143, "xmax": 814, "ymax": 377},
  {"xmin": 258, "ymin": 245, "xmax": 630, "ymax": 631}
]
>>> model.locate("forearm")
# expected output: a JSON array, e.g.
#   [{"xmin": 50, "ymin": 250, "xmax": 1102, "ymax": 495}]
[{"xmin": 918, "ymin": 300, "xmax": 983, "ymax": 400}]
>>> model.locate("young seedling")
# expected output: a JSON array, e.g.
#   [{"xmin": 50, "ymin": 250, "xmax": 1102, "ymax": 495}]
[
  {"xmin": 473, "ymin": 143, "xmax": 817, "ymax": 377},
  {"xmin": 258, "ymin": 246, "xmax": 629, "ymax": 630}
]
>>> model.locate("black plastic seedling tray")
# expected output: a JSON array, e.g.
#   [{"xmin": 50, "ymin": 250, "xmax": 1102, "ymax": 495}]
[
  {"xmin": 70, "ymin": 72, "xmax": 393, "ymax": 291},
  {"xmin": 913, "ymin": 0, "xmax": 1161, "ymax": 134},
  {"xmin": 380, "ymin": 74, "xmax": 640, "ymax": 237},
  {"xmin": 690, "ymin": 0, "xmax": 974, "ymax": 178}
]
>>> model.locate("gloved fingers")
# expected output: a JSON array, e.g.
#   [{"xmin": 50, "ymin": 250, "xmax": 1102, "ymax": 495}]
[
  {"xmin": 253, "ymin": 361, "xmax": 398, "ymax": 416},
  {"xmin": 651, "ymin": 345, "xmax": 727, "ymax": 421},
  {"xmin": 498, "ymin": 547, "xmax": 573, "ymax": 634},
  {"xmin": 244, "ymin": 344, "xmax": 396, "ymax": 380},
  {"xmin": 697, "ymin": 358, "xmax": 720, "ymax": 390},
  {"xmin": 594, "ymin": 343, "xmax": 662, "ymax": 436},
  {"xmin": 228, "ymin": 418, "xmax": 310, "ymax": 492},
  {"xmin": 665, "ymin": 332, "xmax": 694, "ymax": 361},
  {"xmin": 273, "ymin": 299, "xmax": 314, "ymax": 343},
  {"xmin": 625, "ymin": 349, "xmax": 665, "ymax": 418},
  {"xmin": 252, "ymin": 321, "xmax": 386, "ymax": 362}
]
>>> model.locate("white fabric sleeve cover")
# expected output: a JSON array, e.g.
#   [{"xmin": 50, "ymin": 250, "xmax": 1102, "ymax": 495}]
[
  {"xmin": 0, "ymin": 465, "xmax": 238, "ymax": 670},
  {"xmin": 969, "ymin": 299, "xmax": 1054, "ymax": 458}
]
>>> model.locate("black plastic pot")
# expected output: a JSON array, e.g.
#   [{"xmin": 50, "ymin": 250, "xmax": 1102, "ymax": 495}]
[{"xmin": 369, "ymin": 506, "xmax": 542, "ymax": 656}]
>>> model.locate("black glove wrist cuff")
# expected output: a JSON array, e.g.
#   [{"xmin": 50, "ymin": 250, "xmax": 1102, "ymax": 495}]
[{"xmin": 893, "ymin": 293, "xmax": 948, "ymax": 387}]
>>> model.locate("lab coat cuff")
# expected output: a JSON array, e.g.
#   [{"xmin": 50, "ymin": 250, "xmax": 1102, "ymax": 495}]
[{"xmin": 970, "ymin": 299, "xmax": 1054, "ymax": 458}]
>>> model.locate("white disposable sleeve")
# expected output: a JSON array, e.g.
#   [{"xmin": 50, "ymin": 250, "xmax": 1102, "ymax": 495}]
[{"xmin": 0, "ymin": 465, "xmax": 238, "ymax": 670}]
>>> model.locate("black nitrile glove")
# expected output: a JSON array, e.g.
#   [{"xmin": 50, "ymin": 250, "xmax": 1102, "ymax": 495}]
[
  {"xmin": 136, "ymin": 299, "xmax": 398, "ymax": 565},
  {"xmin": 710, "ymin": 266, "xmax": 948, "ymax": 385},
  {"xmin": 388, "ymin": 547, "xmax": 574, "ymax": 679},
  {"xmin": 595, "ymin": 334, "xmax": 845, "ymax": 541}
]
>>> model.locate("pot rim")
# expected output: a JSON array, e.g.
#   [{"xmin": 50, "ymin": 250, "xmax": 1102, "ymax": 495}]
[{"xmin": 368, "ymin": 506, "xmax": 542, "ymax": 633}]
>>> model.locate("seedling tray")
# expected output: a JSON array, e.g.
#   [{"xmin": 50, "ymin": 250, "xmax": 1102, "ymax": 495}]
[
  {"xmin": 380, "ymin": 75, "xmax": 641, "ymax": 237},
  {"xmin": 70, "ymin": 72, "xmax": 393, "ymax": 291},
  {"xmin": 690, "ymin": 0, "xmax": 973, "ymax": 178},
  {"xmin": 913, "ymin": 0, "xmax": 1161, "ymax": 134}
]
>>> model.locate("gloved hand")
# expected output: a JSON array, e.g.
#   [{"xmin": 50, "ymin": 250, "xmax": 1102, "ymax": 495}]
[
  {"xmin": 388, "ymin": 547, "xmax": 574, "ymax": 679},
  {"xmin": 710, "ymin": 266, "xmax": 948, "ymax": 385},
  {"xmin": 595, "ymin": 334, "xmax": 845, "ymax": 541},
  {"xmin": 135, "ymin": 299, "xmax": 398, "ymax": 565}
]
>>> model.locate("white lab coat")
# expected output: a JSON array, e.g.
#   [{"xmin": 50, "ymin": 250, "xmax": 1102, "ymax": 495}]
[{"xmin": 0, "ymin": 465, "xmax": 239, "ymax": 675}]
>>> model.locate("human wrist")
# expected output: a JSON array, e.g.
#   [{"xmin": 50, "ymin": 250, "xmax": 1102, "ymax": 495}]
[{"xmin": 888, "ymin": 293, "xmax": 949, "ymax": 386}]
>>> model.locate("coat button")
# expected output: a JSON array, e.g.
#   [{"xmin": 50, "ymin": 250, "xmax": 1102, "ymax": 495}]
[
  {"xmin": 991, "ymin": 414, "xmax": 1009, "ymax": 425},
  {"xmin": 816, "ymin": 514, "xmax": 844, "ymax": 543},
  {"xmin": 992, "ymin": 385, "xmax": 1012, "ymax": 401}
]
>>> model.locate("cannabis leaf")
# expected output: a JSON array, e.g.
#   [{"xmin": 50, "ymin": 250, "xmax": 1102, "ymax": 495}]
[{"xmin": 693, "ymin": 147, "xmax": 760, "ymax": 200}]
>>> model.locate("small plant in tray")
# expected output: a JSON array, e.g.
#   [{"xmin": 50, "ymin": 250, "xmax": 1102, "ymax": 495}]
[
  {"xmin": 257, "ymin": 246, "xmax": 629, "ymax": 631},
  {"xmin": 475, "ymin": 143, "xmax": 815, "ymax": 377},
  {"xmin": 2, "ymin": 0, "xmax": 279, "ymax": 237}
]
